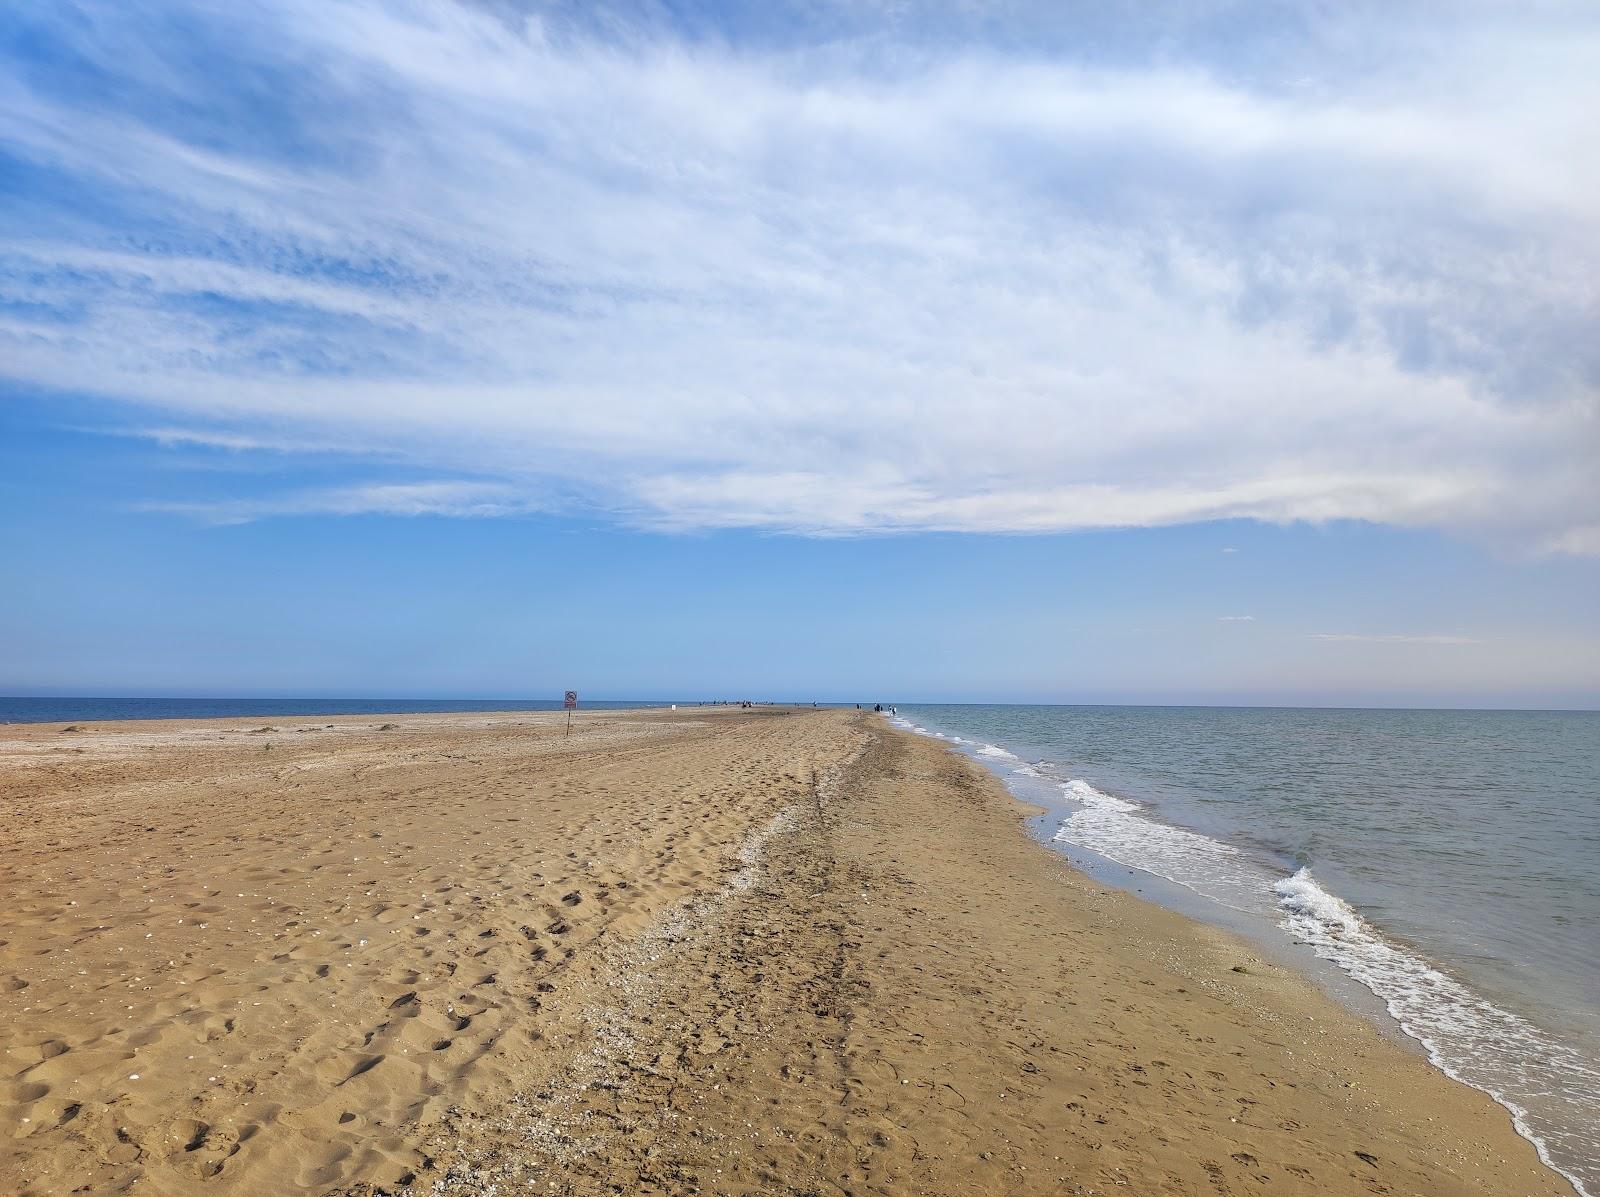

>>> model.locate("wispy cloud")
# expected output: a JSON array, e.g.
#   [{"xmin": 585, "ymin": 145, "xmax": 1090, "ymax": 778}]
[
  {"xmin": 3, "ymin": 1, "xmax": 1598, "ymax": 549},
  {"xmin": 1217, "ymin": 615, "xmax": 1255, "ymax": 622},
  {"xmin": 1309, "ymin": 633, "xmax": 1482, "ymax": 646},
  {"xmin": 100, "ymin": 426, "xmax": 374, "ymax": 456},
  {"xmin": 138, "ymin": 481, "xmax": 529, "ymax": 525}
]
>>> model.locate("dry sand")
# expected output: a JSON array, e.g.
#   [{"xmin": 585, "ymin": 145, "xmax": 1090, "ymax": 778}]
[{"xmin": 0, "ymin": 708, "xmax": 1569, "ymax": 1196}]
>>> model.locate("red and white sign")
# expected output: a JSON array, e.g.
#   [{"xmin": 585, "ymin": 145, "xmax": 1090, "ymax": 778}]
[{"xmin": 563, "ymin": 690, "xmax": 578, "ymax": 710}]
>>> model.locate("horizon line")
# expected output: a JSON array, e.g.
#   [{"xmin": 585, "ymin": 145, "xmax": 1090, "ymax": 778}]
[{"xmin": 3, "ymin": 694, "xmax": 1596, "ymax": 715}]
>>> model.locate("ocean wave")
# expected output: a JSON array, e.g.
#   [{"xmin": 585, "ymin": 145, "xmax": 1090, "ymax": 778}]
[
  {"xmin": 1275, "ymin": 868, "xmax": 1598, "ymax": 1197},
  {"xmin": 976, "ymin": 742, "xmax": 1021, "ymax": 760},
  {"xmin": 1051, "ymin": 778, "xmax": 1266, "ymax": 913}
]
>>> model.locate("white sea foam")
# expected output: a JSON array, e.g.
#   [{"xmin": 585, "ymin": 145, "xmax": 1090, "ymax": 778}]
[
  {"xmin": 1051, "ymin": 778, "xmax": 1267, "ymax": 914},
  {"xmin": 1276, "ymin": 869, "xmax": 1598, "ymax": 1197},
  {"xmin": 976, "ymin": 742, "xmax": 1020, "ymax": 760},
  {"xmin": 1059, "ymin": 787, "xmax": 1600, "ymax": 1196}
]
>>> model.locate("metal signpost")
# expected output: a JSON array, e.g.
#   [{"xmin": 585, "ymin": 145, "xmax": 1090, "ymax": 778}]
[{"xmin": 563, "ymin": 690, "xmax": 577, "ymax": 737}]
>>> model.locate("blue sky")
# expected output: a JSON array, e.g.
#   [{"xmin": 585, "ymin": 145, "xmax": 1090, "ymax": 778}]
[{"xmin": 2, "ymin": 1, "xmax": 1597, "ymax": 706}]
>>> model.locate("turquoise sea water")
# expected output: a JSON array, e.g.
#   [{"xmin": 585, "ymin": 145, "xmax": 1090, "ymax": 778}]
[{"xmin": 894, "ymin": 704, "xmax": 1599, "ymax": 1197}]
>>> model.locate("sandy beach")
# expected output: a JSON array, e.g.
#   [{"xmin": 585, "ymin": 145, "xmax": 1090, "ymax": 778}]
[{"xmin": 0, "ymin": 707, "xmax": 1569, "ymax": 1196}]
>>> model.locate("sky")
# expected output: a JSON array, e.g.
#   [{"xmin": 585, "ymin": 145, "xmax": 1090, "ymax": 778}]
[{"xmin": 2, "ymin": 0, "xmax": 1597, "ymax": 706}]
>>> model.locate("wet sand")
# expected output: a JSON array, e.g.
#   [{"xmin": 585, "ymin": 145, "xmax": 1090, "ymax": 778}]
[{"xmin": 0, "ymin": 708, "xmax": 1568, "ymax": 1195}]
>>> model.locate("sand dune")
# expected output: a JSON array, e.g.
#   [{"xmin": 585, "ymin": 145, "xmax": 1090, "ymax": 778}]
[{"xmin": 0, "ymin": 709, "xmax": 1567, "ymax": 1195}]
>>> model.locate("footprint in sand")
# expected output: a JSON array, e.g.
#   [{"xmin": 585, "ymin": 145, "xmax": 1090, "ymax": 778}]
[
  {"xmin": 340, "ymin": 1054, "xmax": 385, "ymax": 1084},
  {"xmin": 175, "ymin": 1118, "xmax": 211, "ymax": 1153},
  {"xmin": 109, "ymin": 1126, "xmax": 142, "ymax": 1165}
]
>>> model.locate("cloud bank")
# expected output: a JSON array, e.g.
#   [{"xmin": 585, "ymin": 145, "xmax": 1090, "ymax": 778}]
[{"xmin": 2, "ymin": 1, "xmax": 1597, "ymax": 549}]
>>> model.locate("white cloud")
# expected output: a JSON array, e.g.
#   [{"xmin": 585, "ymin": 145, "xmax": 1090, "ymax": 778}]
[
  {"xmin": 104, "ymin": 426, "xmax": 377, "ymax": 456},
  {"xmin": 2, "ymin": 1, "xmax": 1597, "ymax": 549},
  {"xmin": 1309, "ymin": 633, "xmax": 1481, "ymax": 646},
  {"xmin": 1541, "ymin": 526, "xmax": 1600, "ymax": 557},
  {"xmin": 139, "ymin": 481, "xmax": 528, "ymax": 525},
  {"xmin": 1217, "ymin": 615, "xmax": 1255, "ymax": 622}
]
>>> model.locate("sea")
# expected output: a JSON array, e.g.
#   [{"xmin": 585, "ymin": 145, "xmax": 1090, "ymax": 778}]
[
  {"xmin": 892, "ymin": 704, "xmax": 1599, "ymax": 1197},
  {"xmin": 0, "ymin": 697, "xmax": 685, "ymax": 724}
]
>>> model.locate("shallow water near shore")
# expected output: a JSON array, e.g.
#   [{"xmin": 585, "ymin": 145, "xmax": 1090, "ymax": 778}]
[{"xmin": 892, "ymin": 703, "xmax": 1600, "ymax": 1197}]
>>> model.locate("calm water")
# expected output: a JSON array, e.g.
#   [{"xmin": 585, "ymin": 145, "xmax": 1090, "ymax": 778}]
[
  {"xmin": 0, "ymin": 697, "xmax": 685, "ymax": 724},
  {"xmin": 895, "ymin": 704, "xmax": 1600, "ymax": 1197}
]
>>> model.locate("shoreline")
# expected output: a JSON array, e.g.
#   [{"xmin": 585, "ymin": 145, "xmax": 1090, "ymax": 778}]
[
  {"xmin": 890, "ymin": 711, "xmax": 1597, "ymax": 1197},
  {"xmin": 1, "ymin": 708, "xmax": 1570, "ymax": 1195}
]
